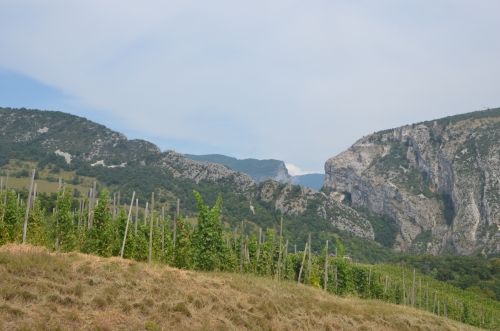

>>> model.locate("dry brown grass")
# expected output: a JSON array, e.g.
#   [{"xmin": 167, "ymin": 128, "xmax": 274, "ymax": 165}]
[{"xmin": 0, "ymin": 244, "xmax": 481, "ymax": 331}]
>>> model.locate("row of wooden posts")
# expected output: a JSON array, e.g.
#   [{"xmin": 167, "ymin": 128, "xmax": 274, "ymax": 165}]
[
  {"xmin": 0, "ymin": 169, "xmax": 37, "ymax": 245},
  {"xmin": 388, "ymin": 261, "xmax": 498, "ymax": 327},
  {"xmin": 0, "ymin": 169, "xmax": 186, "ymax": 265},
  {"xmin": 1, "ymin": 170, "xmax": 333, "ymax": 290},
  {"xmin": 233, "ymin": 217, "xmax": 499, "ymax": 328}
]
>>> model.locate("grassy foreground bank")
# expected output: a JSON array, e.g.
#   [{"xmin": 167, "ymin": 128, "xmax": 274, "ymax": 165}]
[{"xmin": 0, "ymin": 244, "xmax": 480, "ymax": 331}]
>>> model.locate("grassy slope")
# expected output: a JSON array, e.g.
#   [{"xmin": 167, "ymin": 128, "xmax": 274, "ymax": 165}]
[{"xmin": 0, "ymin": 245, "xmax": 480, "ymax": 331}]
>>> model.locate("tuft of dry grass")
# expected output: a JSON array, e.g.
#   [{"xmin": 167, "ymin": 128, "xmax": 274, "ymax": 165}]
[{"xmin": 0, "ymin": 244, "xmax": 482, "ymax": 331}]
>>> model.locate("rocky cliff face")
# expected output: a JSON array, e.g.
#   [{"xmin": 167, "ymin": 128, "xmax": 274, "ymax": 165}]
[
  {"xmin": 156, "ymin": 150, "xmax": 254, "ymax": 190},
  {"xmin": 270, "ymin": 162, "xmax": 292, "ymax": 183},
  {"xmin": 324, "ymin": 108, "xmax": 500, "ymax": 256},
  {"xmin": 184, "ymin": 154, "xmax": 292, "ymax": 183},
  {"xmin": 257, "ymin": 181, "xmax": 374, "ymax": 240}
]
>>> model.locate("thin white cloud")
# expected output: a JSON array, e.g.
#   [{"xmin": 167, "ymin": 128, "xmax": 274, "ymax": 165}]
[
  {"xmin": 286, "ymin": 164, "xmax": 312, "ymax": 177},
  {"xmin": 0, "ymin": 1, "xmax": 499, "ymax": 171}
]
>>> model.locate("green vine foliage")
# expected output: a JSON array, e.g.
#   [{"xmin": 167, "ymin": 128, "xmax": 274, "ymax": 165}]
[
  {"xmin": 190, "ymin": 191, "xmax": 228, "ymax": 271},
  {"xmin": 55, "ymin": 187, "xmax": 77, "ymax": 252},
  {"xmin": 128, "ymin": 222, "xmax": 150, "ymax": 261},
  {"xmin": 1, "ymin": 190, "xmax": 23, "ymax": 243},
  {"xmin": 82, "ymin": 188, "xmax": 113, "ymax": 257},
  {"xmin": 27, "ymin": 199, "xmax": 47, "ymax": 246},
  {"xmin": 1, "ymin": 185, "xmax": 500, "ymax": 329},
  {"xmin": 173, "ymin": 216, "xmax": 191, "ymax": 269}
]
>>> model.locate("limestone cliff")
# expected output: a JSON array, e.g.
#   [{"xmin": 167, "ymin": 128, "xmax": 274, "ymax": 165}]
[{"xmin": 324, "ymin": 108, "xmax": 500, "ymax": 255}]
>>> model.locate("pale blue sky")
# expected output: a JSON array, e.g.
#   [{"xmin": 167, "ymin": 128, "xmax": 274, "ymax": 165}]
[{"xmin": 1, "ymin": 1, "xmax": 499, "ymax": 174}]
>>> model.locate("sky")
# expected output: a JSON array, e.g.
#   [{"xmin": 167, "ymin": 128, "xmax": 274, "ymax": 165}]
[{"xmin": 1, "ymin": 1, "xmax": 499, "ymax": 175}]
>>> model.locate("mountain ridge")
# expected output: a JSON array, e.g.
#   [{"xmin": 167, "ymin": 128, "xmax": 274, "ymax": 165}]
[
  {"xmin": 0, "ymin": 107, "xmax": 380, "ymax": 257},
  {"xmin": 184, "ymin": 153, "xmax": 292, "ymax": 183},
  {"xmin": 324, "ymin": 107, "xmax": 500, "ymax": 256}
]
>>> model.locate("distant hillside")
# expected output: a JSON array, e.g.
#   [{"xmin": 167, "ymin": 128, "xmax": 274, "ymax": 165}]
[
  {"xmin": 291, "ymin": 173, "xmax": 325, "ymax": 190},
  {"xmin": 0, "ymin": 107, "xmax": 394, "ymax": 262},
  {"xmin": 184, "ymin": 154, "xmax": 291, "ymax": 183}
]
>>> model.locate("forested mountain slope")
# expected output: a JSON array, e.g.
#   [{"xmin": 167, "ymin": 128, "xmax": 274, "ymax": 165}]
[{"xmin": 0, "ymin": 107, "xmax": 383, "ymax": 260}]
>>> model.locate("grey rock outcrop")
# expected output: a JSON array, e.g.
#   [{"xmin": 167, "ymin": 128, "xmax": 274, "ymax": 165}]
[
  {"xmin": 324, "ymin": 108, "xmax": 500, "ymax": 255},
  {"xmin": 183, "ymin": 154, "xmax": 292, "ymax": 183},
  {"xmin": 258, "ymin": 181, "xmax": 374, "ymax": 240},
  {"xmin": 156, "ymin": 150, "xmax": 254, "ymax": 190}
]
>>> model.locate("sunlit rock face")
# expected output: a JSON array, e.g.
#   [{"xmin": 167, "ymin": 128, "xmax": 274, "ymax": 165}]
[{"xmin": 324, "ymin": 108, "xmax": 500, "ymax": 256}]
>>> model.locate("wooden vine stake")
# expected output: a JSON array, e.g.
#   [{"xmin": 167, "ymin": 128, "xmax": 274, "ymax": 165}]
[
  {"xmin": 2, "ymin": 171, "xmax": 9, "ymax": 215},
  {"xmin": 88, "ymin": 181, "xmax": 96, "ymax": 228},
  {"xmin": 433, "ymin": 291, "xmax": 437, "ymax": 314},
  {"xmin": 411, "ymin": 268, "xmax": 416, "ymax": 307},
  {"xmin": 419, "ymin": 277, "xmax": 422, "ymax": 308},
  {"xmin": 161, "ymin": 207, "xmax": 165, "ymax": 251},
  {"xmin": 454, "ymin": 299, "xmax": 457, "ymax": 320},
  {"xmin": 324, "ymin": 240, "xmax": 328, "ymax": 292},
  {"xmin": 284, "ymin": 239, "xmax": 288, "ymax": 277},
  {"xmin": 173, "ymin": 213, "xmax": 178, "ymax": 249},
  {"xmin": 443, "ymin": 294, "xmax": 447, "ymax": 317},
  {"xmin": 22, "ymin": 169, "xmax": 35, "ymax": 244},
  {"xmin": 257, "ymin": 228, "xmax": 262, "ymax": 260},
  {"xmin": 368, "ymin": 266, "xmax": 372, "ymax": 296},
  {"xmin": 335, "ymin": 265, "xmax": 338, "ymax": 292},
  {"xmin": 148, "ymin": 192, "xmax": 154, "ymax": 264},
  {"xmin": 233, "ymin": 227, "xmax": 238, "ymax": 251},
  {"xmin": 177, "ymin": 198, "xmax": 180, "ymax": 217},
  {"xmin": 120, "ymin": 191, "xmax": 136, "ymax": 258},
  {"xmin": 297, "ymin": 242, "xmax": 308, "ymax": 284},
  {"xmin": 278, "ymin": 217, "xmax": 283, "ymax": 282},
  {"xmin": 307, "ymin": 233, "xmax": 312, "ymax": 285},
  {"xmin": 134, "ymin": 199, "xmax": 138, "ymax": 235},
  {"xmin": 402, "ymin": 261, "xmax": 406, "ymax": 306},
  {"xmin": 32, "ymin": 183, "xmax": 37, "ymax": 210},
  {"xmin": 174, "ymin": 198, "xmax": 179, "ymax": 247},
  {"xmin": 239, "ymin": 220, "xmax": 244, "ymax": 274},
  {"xmin": 426, "ymin": 282, "xmax": 429, "ymax": 311},
  {"xmin": 113, "ymin": 192, "xmax": 116, "ymax": 220}
]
